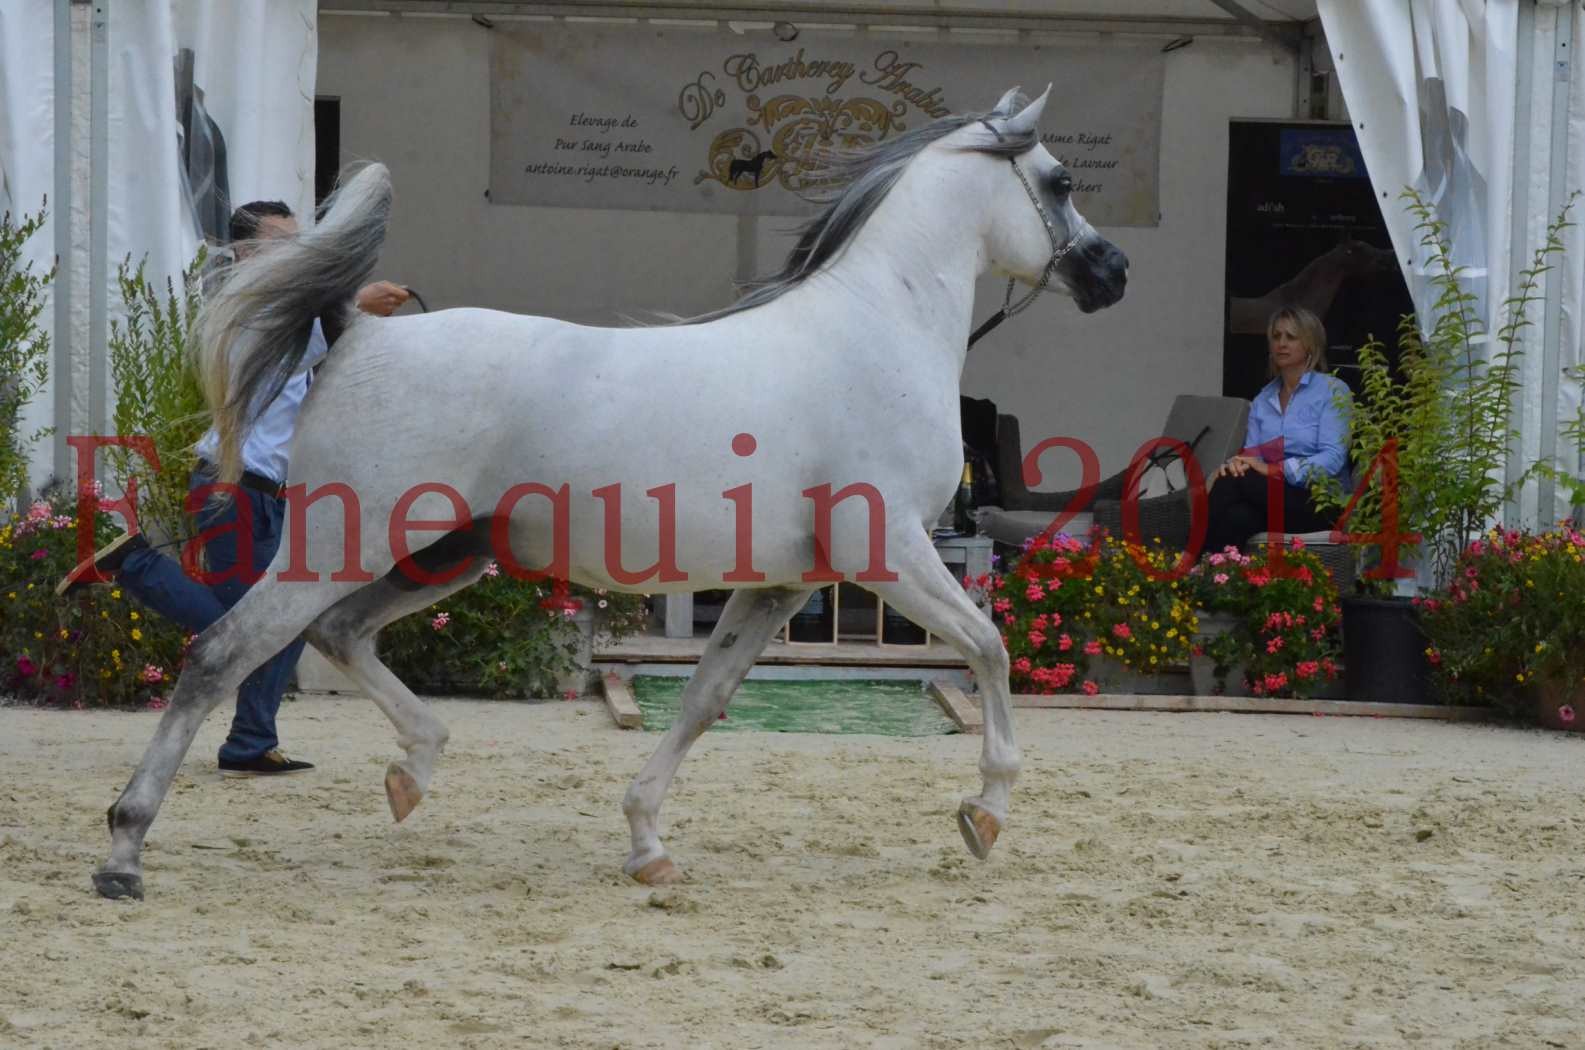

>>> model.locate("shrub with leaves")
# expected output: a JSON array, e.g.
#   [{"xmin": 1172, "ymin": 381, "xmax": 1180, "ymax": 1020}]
[
  {"xmin": 106, "ymin": 251, "xmax": 209, "ymax": 543},
  {"xmin": 1185, "ymin": 542, "xmax": 1343, "ymax": 698},
  {"xmin": 1313, "ymin": 191, "xmax": 1573, "ymax": 589},
  {"xmin": 2, "ymin": 492, "xmax": 189, "ymax": 708},
  {"xmin": 378, "ymin": 569, "xmax": 650, "ymax": 699},
  {"xmin": 991, "ymin": 531, "xmax": 1197, "ymax": 695},
  {"xmin": 0, "ymin": 203, "xmax": 55, "ymax": 509},
  {"xmin": 1419, "ymin": 525, "xmax": 1585, "ymax": 725}
]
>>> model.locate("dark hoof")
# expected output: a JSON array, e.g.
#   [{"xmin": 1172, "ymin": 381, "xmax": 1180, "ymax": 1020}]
[{"xmin": 92, "ymin": 870, "xmax": 144, "ymax": 901}]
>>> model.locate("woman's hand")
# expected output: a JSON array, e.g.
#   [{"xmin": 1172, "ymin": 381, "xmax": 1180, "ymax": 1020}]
[{"xmin": 1214, "ymin": 454, "xmax": 1274, "ymax": 479}]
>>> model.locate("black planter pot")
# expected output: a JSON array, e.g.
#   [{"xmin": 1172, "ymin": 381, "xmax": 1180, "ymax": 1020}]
[{"xmin": 1342, "ymin": 595, "xmax": 1428, "ymax": 704}]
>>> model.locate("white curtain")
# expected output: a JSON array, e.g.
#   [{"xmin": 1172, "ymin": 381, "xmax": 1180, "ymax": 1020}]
[
  {"xmin": 0, "ymin": 0, "xmax": 317, "ymax": 492},
  {"xmin": 1318, "ymin": 0, "xmax": 1585, "ymax": 530}
]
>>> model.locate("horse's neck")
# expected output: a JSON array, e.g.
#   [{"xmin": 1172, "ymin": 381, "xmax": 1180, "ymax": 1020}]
[{"xmin": 803, "ymin": 164, "xmax": 987, "ymax": 370}]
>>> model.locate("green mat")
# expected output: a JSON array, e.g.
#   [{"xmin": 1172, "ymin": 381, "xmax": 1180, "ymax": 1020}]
[{"xmin": 629, "ymin": 676, "xmax": 958, "ymax": 736}]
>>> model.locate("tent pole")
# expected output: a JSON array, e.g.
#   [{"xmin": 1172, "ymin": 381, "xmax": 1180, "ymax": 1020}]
[
  {"xmin": 51, "ymin": 0, "xmax": 74, "ymax": 489},
  {"xmin": 1537, "ymin": 0, "xmax": 1575, "ymax": 526},
  {"xmin": 1505, "ymin": 0, "xmax": 1538, "ymax": 526},
  {"xmin": 88, "ymin": 0, "xmax": 108, "ymax": 476}
]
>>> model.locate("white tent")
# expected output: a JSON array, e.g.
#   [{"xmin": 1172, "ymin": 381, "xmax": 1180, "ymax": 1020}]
[
  {"xmin": 0, "ymin": 0, "xmax": 316, "ymax": 495},
  {"xmin": 4, "ymin": 0, "xmax": 1582, "ymax": 537}
]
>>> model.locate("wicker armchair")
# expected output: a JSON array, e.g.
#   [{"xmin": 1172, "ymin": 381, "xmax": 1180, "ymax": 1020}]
[{"xmin": 978, "ymin": 395, "xmax": 1250, "ymax": 555}]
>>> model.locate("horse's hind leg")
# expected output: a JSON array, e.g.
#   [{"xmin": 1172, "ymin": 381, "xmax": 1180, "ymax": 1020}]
[
  {"xmin": 861, "ymin": 530, "xmax": 1018, "ymax": 861},
  {"xmin": 95, "ymin": 577, "xmax": 361, "ymax": 900},
  {"xmin": 304, "ymin": 556, "xmax": 490, "ymax": 822},
  {"xmin": 622, "ymin": 585, "xmax": 812, "ymax": 885}
]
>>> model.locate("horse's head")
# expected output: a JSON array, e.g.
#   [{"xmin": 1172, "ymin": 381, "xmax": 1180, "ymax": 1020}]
[{"xmin": 975, "ymin": 87, "xmax": 1128, "ymax": 314}]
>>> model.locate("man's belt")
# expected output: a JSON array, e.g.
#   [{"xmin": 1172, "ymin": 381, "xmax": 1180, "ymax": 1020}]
[{"xmin": 197, "ymin": 461, "xmax": 285, "ymax": 499}]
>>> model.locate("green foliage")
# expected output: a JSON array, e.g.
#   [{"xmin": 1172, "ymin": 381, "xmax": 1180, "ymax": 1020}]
[
  {"xmin": 106, "ymin": 251, "xmax": 209, "ymax": 542},
  {"xmin": 2, "ymin": 493, "xmax": 189, "ymax": 708},
  {"xmin": 991, "ymin": 532, "xmax": 1198, "ymax": 694},
  {"xmin": 0, "ymin": 203, "xmax": 55, "ymax": 509},
  {"xmin": 378, "ymin": 568, "xmax": 650, "ymax": 699},
  {"xmin": 1419, "ymin": 525, "xmax": 1585, "ymax": 721},
  {"xmin": 1185, "ymin": 543, "xmax": 1342, "ymax": 699},
  {"xmin": 1313, "ymin": 191, "xmax": 1572, "ymax": 590}
]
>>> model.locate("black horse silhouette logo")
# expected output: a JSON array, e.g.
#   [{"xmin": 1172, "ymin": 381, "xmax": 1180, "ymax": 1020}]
[{"xmin": 729, "ymin": 149, "xmax": 776, "ymax": 188}]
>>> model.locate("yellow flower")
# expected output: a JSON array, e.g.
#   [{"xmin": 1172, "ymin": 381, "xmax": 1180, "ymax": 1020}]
[
  {"xmin": 100, "ymin": 610, "xmax": 109, "ymax": 619},
  {"xmin": 130, "ymin": 611, "xmax": 139, "ymax": 621},
  {"xmin": 58, "ymin": 629, "xmax": 68, "ymax": 639},
  {"xmin": 6, "ymin": 592, "xmax": 14, "ymax": 600},
  {"xmin": 111, "ymin": 589, "xmax": 121, "ymax": 600},
  {"xmin": 130, "ymin": 629, "xmax": 143, "ymax": 641},
  {"xmin": 1166, "ymin": 628, "xmax": 1178, "ymax": 639},
  {"xmin": 1535, "ymin": 642, "xmax": 1546, "ymax": 653},
  {"xmin": 1094, "ymin": 586, "xmax": 1104, "ymax": 595},
  {"xmin": 33, "ymin": 631, "xmax": 42, "ymax": 640},
  {"xmin": 1150, "ymin": 621, "xmax": 1160, "ymax": 630},
  {"xmin": 1150, "ymin": 656, "xmax": 1158, "ymax": 665},
  {"xmin": 26, "ymin": 582, "xmax": 33, "ymax": 590}
]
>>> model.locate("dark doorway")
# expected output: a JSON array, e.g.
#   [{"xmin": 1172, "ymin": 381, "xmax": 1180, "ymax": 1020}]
[
  {"xmin": 314, "ymin": 97, "xmax": 341, "ymax": 206},
  {"xmin": 1223, "ymin": 120, "xmax": 1413, "ymax": 400}
]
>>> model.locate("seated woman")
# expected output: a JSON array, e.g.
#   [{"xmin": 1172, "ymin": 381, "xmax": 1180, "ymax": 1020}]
[{"xmin": 1204, "ymin": 306, "xmax": 1352, "ymax": 556}]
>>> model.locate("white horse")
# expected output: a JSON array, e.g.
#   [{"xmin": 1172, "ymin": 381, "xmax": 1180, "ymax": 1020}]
[{"xmin": 93, "ymin": 86, "xmax": 1128, "ymax": 900}]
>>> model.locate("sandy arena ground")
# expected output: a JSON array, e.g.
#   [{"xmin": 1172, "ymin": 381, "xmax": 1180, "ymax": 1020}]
[{"xmin": 1, "ymin": 694, "xmax": 1582, "ymax": 1049}]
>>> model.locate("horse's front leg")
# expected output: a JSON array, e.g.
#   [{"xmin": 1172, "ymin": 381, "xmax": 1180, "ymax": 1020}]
[
  {"xmin": 621, "ymin": 586, "xmax": 812, "ymax": 885},
  {"xmin": 863, "ymin": 531, "xmax": 1018, "ymax": 860}
]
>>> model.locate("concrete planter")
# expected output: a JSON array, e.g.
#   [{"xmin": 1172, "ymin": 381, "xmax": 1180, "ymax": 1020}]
[{"xmin": 1188, "ymin": 610, "xmax": 1248, "ymax": 697}]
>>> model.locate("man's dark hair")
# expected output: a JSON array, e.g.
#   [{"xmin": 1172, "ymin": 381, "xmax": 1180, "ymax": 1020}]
[{"xmin": 228, "ymin": 200, "xmax": 294, "ymax": 244}]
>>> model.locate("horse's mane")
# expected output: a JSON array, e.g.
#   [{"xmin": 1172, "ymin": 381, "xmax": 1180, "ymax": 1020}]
[{"xmin": 671, "ymin": 98, "xmax": 1038, "ymax": 326}]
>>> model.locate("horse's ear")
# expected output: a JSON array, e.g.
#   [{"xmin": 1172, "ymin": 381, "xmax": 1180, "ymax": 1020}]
[
  {"xmin": 990, "ymin": 86, "xmax": 1023, "ymax": 117},
  {"xmin": 1002, "ymin": 84, "xmax": 1051, "ymax": 136}
]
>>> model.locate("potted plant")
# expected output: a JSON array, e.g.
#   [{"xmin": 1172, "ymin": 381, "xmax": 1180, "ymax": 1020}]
[
  {"xmin": 1418, "ymin": 525, "xmax": 1585, "ymax": 732},
  {"xmin": 991, "ymin": 531, "xmax": 1197, "ymax": 696},
  {"xmin": 1310, "ymin": 192, "xmax": 1574, "ymax": 703},
  {"xmin": 1185, "ymin": 542, "xmax": 1342, "ymax": 698}
]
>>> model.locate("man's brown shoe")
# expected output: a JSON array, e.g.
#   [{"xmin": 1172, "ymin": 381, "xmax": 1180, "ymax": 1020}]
[{"xmin": 55, "ymin": 532, "xmax": 149, "ymax": 598}]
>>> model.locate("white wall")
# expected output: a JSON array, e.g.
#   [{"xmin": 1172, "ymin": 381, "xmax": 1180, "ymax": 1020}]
[{"xmin": 318, "ymin": 15, "xmax": 1295, "ymax": 489}]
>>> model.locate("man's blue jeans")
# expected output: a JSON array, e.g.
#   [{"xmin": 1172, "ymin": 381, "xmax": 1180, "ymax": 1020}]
[{"xmin": 116, "ymin": 470, "xmax": 306, "ymax": 764}]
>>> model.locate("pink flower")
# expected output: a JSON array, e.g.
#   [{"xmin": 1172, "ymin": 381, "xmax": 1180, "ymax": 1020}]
[
  {"xmin": 145, "ymin": 696, "xmax": 167, "ymax": 711},
  {"xmin": 484, "ymin": 561, "xmax": 500, "ymax": 578},
  {"xmin": 1012, "ymin": 657, "xmax": 1032, "ymax": 675},
  {"xmin": 562, "ymin": 689, "xmax": 579, "ymax": 700},
  {"xmin": 1295, "ymin": 660, "xmax": 1319, "ymax": 679},
  {"xmin": 1208, "ymin": 553, "xmax": 1226, "ymax": 566},
  {"xmin": 1111, "ymin": 623, "xmax": 1132, "ymax": 639},
  {"xmin": 140, "ymin": 664, "xmax": 164, "ymax": 684},
  {"xmin": 1425, "ymin": 649, "xmax": 1442, "ymax": 666},
  {"xmin": 1058, "ymin": 633, "xmax": 1073, "ymax": 651},
  {"xmin": 1213, "ymin": 573, "xmax": 1229, "ymax": 585},
  {"xmin": 1084, "ymin": 640, "xmax": 1102, "ymax": 656},
  {"xmin": 1559, "ymin": 705, "xmax": 1576, "ymax": 725},
  {"xmin": 1081, "ymin": 680, "xmax": 1099, "ymax": 696},
  {"xmin": 1027, "ymin": 630, "xmax": 1047, "ymax": 649},
  {"xmin": 16, "ymin": 656, "xmax": 37, "ymax": 677},
  {"xmin": 431, "ymin": 612, "xmax": 451, "ymax": 630},
  {"xmin": 1025, "ymin": 584, "xmax": 1046, "ymax": 602},
  {"xmin": 1266, "ymin": 637, "xmax": 1284, "ymax": 654},
  {"xmin": 30, "ymin": 548, "xmax": 47, "ymax": 561},
  {"xmin": 54, "ymin": 672, "xmax": 75, "ymax": 691},
  {"xmin": 992, "ymin": 598, "xmax": 1012, "ymax": 614}
]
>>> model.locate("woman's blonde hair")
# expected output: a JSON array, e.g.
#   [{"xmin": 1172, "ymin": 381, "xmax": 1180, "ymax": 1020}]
[{"xmin": 1266, "ymin": 305, "xmax": 1328, "ymax": 375}]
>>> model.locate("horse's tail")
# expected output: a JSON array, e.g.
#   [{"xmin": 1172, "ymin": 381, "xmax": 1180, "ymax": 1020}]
[{"xmin": 195, "ymin": 162, "xmax": 392, "ymax": 488}]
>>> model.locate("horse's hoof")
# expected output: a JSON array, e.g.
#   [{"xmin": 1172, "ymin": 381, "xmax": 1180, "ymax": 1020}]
[
  {"xmin": 628, "ymin": 855, "xmax": 682, "ymax": 886},
  {"xmin": 957, "ymin": 800, "xmax": 1001, "ymax": 860},
  {"xmin": 92, "ymin": 870, "xmax": 144, "ymax": 901},
  {"xmin": 385, "ymin": 763, "xmax": 423, "ymax": 823}
]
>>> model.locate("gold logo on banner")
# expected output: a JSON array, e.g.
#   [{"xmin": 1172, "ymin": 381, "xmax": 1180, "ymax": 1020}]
[{"xmin": 693, "ymin": 93, "xmax": 909, "ymax": 193}]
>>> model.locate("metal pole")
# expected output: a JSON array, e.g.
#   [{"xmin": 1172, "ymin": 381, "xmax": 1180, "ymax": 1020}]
[
  {"xmin": 1504, "ymin": 0, "xmax": 1537, "ymax": 526},
  {"xmin": 51, "ymin": 0, "xmax": 74, "ymax": 487},
  {"xmin": 89, "ymin": 0, "xmax": 108, "ymax": 477},
  {"xmin": 1536, "ymin": 0, "xmax": 1575, "ymax": 525}
]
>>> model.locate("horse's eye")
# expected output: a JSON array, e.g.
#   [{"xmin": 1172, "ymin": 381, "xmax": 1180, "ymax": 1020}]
[{"xmin": 1052, "ymin": 171, "xmax": 1073, "ymax": 195}]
